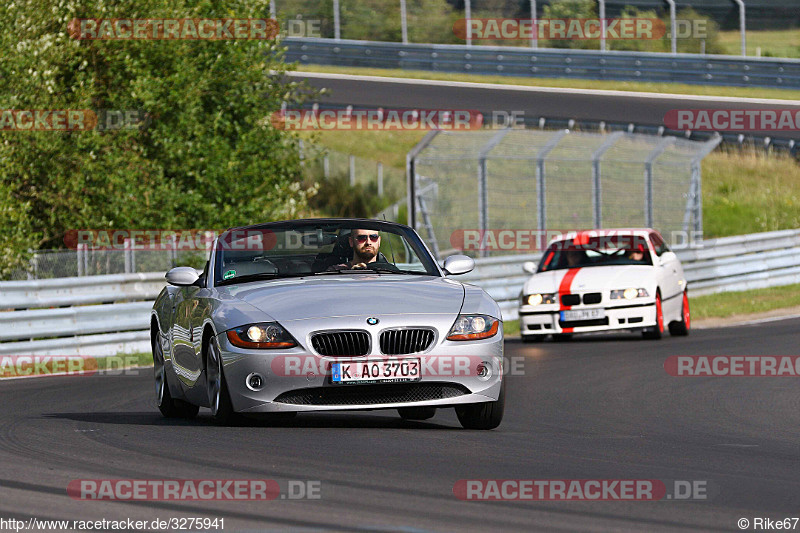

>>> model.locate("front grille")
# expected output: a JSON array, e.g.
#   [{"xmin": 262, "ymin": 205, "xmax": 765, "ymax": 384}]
[
  {"xmin": 311, "ymin": 330, "xmax": 370, "ymax": 356},
  {"xmin": 583, "ymin": 292, "xmax": 602, "ymax": 304},
  {"xmin": 380, "ymin": 328, "xmax": 435, "ymax": 355},
  {"xmin": 273, "ymin": 382, "xmax": 470, "ymax": 406},
  {"xmin": 561, "ymin": 294, "xmax": 580, "ymax": 306}
]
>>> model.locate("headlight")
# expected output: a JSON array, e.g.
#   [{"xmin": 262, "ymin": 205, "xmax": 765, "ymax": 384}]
[
  {"xmin": 446, "ymin": 314, "xmax": 499, "ymax": 341},
  {"xmin": 610, "ymin": 288, "xmax": 649, "ymax": 300},
  {"xmin": 226, "ymin": 322, "xmax": 297, "ymax": 349},
  {"xmin": 523, "ymin": 293, "xmax": 556, "ymax": 306}
]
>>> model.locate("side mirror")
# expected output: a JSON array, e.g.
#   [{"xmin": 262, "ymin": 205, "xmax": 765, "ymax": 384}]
[
  {"xmin": 443, "ymin": 254, "xmax": 475, "ymax": 275},
  {"xmin": 166, "ymin": 266, "xmax": 201, "ymax": 286},
  {"xmin": 659, "ymin": 251, "xmax": 678, "ymax": 265},
  {"xmin": 522, "ymin": 261, "xmax": 537, "ymax": 274}
]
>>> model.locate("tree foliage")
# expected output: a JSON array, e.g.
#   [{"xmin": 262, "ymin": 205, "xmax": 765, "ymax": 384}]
[{"xmin": 0, "ymin": 0, "xmax": 317, "ymax": 277}]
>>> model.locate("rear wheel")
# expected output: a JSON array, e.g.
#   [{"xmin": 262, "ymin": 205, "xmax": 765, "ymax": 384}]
[
  {"xmin": 455, "ymin": 381, "xmax": 504, "ymax": 430},
  {"xmin": 669, "ymin": 290, "xmax": 691, "ymax": 336},
  {"xmin": 642, "ymin": 293, "xmax": 664, "ymax": 340},
  {"xmin": 207, "ymin": 336, "xmax": 237, "ymax": 425},
  {"xmin": 153, "ymin": 331, "xmax": 198, "ymax": 419},
  {"xmin": 398, "ymin": 407, "xmax": 436, "ymax": 420}
]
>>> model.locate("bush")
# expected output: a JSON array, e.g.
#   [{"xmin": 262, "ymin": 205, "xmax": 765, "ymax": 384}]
[{"xmin": 0, "ymin": 0, "xmax": 318, "ymax": 278}]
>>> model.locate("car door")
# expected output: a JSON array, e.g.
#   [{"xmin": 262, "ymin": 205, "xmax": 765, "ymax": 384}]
[{"xmin": 649, "ymin": 233, "xmax": 682, "ymax": 318}]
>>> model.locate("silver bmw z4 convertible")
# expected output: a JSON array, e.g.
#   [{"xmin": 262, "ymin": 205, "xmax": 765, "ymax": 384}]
[{"xmin": 150, "ymin": 218, "xmax": 504, "ymax": 429}]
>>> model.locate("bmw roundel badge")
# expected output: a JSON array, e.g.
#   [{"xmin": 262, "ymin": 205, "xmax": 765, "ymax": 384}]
[{"xmin": 366, "ymin": 317, "xmax": 379, "ymax": 325}]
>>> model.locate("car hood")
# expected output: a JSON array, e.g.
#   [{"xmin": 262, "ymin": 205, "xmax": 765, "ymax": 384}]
[
  {"xmin": 524, "ymin": 265, "xmax": 655, "ymax": 294},
  {"xmin": 218, "ymin": 274, "xmax": 465, "ymax": 322}
]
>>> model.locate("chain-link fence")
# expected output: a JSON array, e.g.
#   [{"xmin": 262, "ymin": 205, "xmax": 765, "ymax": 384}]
[{"xmin": 408, "ymin": 128, "xmax": 721, "ymax": 259}]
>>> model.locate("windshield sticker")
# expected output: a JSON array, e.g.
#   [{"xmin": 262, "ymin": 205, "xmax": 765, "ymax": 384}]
[{"xmin": 223, "ymin": 269, "xmax": 236, "ymax": 280}]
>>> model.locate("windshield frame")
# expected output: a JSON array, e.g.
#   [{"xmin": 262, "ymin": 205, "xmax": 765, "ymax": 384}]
[{"xmin": 211, "ymin": 219, "xmax": 441, "ymax": 286}]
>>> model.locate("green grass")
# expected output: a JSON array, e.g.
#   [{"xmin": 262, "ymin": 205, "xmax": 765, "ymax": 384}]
[
  {"xmin": 718, "ymin": 28, "xmax": 800, "ymax": 59},
  {"xmin": 95, "ymin": 352, "xmax": 153, "ymax": 371},
  {"xmin": 296, "ymin": 64, "xmax": 800, "ymax": 101},
  {"xmin": 702, "ymin": 148, "xmax": 800, "ymax": 238},
  {"xmin": 690, "ymin": 284, "xmax": 800, "ymax": 319}
]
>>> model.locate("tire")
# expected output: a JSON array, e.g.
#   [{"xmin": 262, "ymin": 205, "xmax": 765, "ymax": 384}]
[
  {"xmin": 398, "ymin": 407, "xmax": 436, "ymax": 420},
  {"xmin": 153, "ymin": 331, "xmax": 199, "ymax": 419},
  {"xmin": 206, "ymin": 336, "xmax": 237, "ymax": 425},
  {"xmin": 668, "ymin": 290, "xmax": 691, "ymax": 336},
  {"xmin": 642, "ymin": 292, "xmax": 664, "ymax": 340},
  {"xmin": 455, "ymin": 380, "xmax": 505, "ymax": 430},
  {"xmin": 521, "ymin": 335, "xmax": 545, "ymax": 343}
]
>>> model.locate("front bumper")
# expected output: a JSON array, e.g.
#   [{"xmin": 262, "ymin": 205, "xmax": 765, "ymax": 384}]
[
  {"xmin": 519, "ymin": 301, "xmax": 657, "ymax": 337},
  {"xmin": 216, "ymin": 320, "xmax": 504, "ymax": 413}
]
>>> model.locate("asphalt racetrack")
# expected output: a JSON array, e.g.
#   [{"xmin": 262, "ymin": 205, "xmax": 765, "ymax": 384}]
[
  {"xmin": 2, "ymin": 319, "xmax": 798, "ymax": 531},
  {"xmin": 290, "ymin": 71, "xmax": 800, "ymax": 137}
]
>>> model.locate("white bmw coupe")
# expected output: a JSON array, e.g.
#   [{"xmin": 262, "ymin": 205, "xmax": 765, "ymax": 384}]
[{"xmin": 518, "ymin": 229, "xmax": 689, "ymax": 341}]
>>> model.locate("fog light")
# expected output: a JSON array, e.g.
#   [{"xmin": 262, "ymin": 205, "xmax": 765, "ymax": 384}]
[
  {"xmin": 246, "ymin": 372, "xmax": 265, "ymax": 391},
  {"xmin": 476, "ymin": 361, "xmax": 492, "ymax": 381}
]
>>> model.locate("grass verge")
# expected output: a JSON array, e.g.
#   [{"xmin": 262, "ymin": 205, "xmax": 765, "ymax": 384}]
[
  {"xmin": 718, "ymin": 28, "xmax": 800, "ymax": 59},
  {"xmin": 296, "ymin": 64, "xmax": 800, "ymax": 101}
]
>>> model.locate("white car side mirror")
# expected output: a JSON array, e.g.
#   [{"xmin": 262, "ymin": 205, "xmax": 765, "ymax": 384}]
[
  {"xmin": 166, "ymin": 266, "xmax": 201, "ymax": 286},
  {"xmin": 522, "ymin": 261, "xmax": 537, "ymax": 274},
  {"xmin": 659, "ymin": 251, "xmax": 678, "ymax": 265},
  {"xmin": 443, "ymin": 255, "xmax": 474, "ymax": 275}
]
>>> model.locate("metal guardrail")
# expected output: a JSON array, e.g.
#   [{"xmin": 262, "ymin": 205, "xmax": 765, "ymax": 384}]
[
  {"xmin": 285, "ymin": 37, "xmax": 800, "ymax": 90},
  {"xmin": 1, "ymin": 228, "xmax": 799, "ymax": 356}
]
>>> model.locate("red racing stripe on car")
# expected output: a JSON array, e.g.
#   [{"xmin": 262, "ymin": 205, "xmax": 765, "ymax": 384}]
[{"xmin": 558, "ymin": 268, "xmax": 581, "ymax": 333}]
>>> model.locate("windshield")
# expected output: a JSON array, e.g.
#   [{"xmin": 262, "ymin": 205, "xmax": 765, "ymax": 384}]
[
  {"xmin": 213, "ymin": 220, "xmax": 439, "ymax": 285},
  {"xmin": 538, "ymin": 235, "xmax": 653, "ymax": 272}
]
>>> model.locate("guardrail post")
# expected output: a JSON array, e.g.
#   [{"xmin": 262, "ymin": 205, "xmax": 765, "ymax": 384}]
[
  {"xmin": 644, "ymin": 136, "xmax": 676, "ymax": 228},
  {"xmin": 536, "ymin": 130, "xmax": 569, "ymax": 231},
  {"xmin": 591, "ymin": 131, "xmax": 624, "ymax": 228}
]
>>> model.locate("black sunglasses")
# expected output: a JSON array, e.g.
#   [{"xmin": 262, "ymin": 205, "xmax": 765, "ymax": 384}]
[{"xmin": 354, "ymin": 233, "xmax": 380, "ymax": 243}]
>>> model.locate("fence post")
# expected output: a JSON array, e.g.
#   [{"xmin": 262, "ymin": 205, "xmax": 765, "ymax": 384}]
[
  {"xmin": 734, "ymin": 0, "xmax": 746, "ymax": 56},
  {"xmin": 323, "ymin": 155, "xmax": 330, "ymax": 178},
  {"xmin": 377, "ymin": 162, "xmax": 384, "ymax": 196},
  {"xmin": 333, "ymin": 0, "xmax": 341, "ymax": 40},
  {"xmin": 665, "ymin": 0, "xmax": 677, "ymax": 54},
  {"xmin": 598, "ymin": 0, "xmax": 606, "ymax": 52},
  {"xmin": 464, "ymin": 0, "xmax": 472, "ymax": 47},
  {"xmin": 349, "ymin": 155, "xmax": 355, "ymax": 186},
  {"xmin": 591, "ymin": 131, "xmax": 624, "ymax": 228},
  {"xmin": 77, "ymin": 244, "xmax": 85, "ymax": 277},
  {"xmin": 536, "ymin": 130, "xmax": 569, "ymax": 231},
  {"xmin": 124, "ymin": 238, "xmax": 132, "ymax": 274},
  {"xmin": 406, "ymin": 130, "xmax": 440, "ymax": 230},
  {"xmin": 530, "ymin": 0, "xmax": 537, "ymax": 48},
  {"xmin": 400, "ymin": 0, "xmax": 408, "ymax": 44},
  {"xmin": 477, "ymin": 128, "xmax": 512, "ymax": 257},
  {"xmin": 644, "ymin": 136, "xmax": 676, "ymax": 228}
]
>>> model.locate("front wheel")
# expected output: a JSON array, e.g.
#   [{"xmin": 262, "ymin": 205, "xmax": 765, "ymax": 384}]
[
  {"xmin": 207, "ymin": 336, "xmax": 237, "ymax": 424},
  {"xmin": 153, "ymin": 331, "xmax": 198, "ymax": 419},
  {"xmin": 642, "ymin": 293, "xmax": 664, "ymax": 340},
  {"xmin": 668, "ymin": 290, "xmax": 690, "ymax": 336},
  {"xmin": 455, "ymin": 381, "xmax": 505, "ymax": 430}
]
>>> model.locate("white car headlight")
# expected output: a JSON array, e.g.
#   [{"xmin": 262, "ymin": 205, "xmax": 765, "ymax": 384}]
[
  {"xmin": 446, "ymin": 314, "xmax": 499, "ymax": 341},
  {"xmin": 523, "ymin": 293, "xmax": 556, "ymax": 306},
  {"xmin": 610, "ymin": 288, "xmax": 649, "ymax": 300}
]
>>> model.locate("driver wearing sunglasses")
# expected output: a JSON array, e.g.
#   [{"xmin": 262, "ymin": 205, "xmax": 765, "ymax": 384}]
[{"xmin": 347, "ymin": 229, "xmax": 381, "ymax": 269}]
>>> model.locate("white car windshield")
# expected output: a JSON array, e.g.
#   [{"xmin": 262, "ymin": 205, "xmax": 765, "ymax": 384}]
[{"xmin": 538, "ymin": 235, "xmax": 653, "ymax": 272}]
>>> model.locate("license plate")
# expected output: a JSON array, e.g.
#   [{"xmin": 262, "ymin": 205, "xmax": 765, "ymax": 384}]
[
  {"xmin": 560, "ymin": 308, "xmax": 605, "ymax": 322},
  {"xmin": 331, "ymin": 358, "xmax": 421, "ymax": 384}
]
